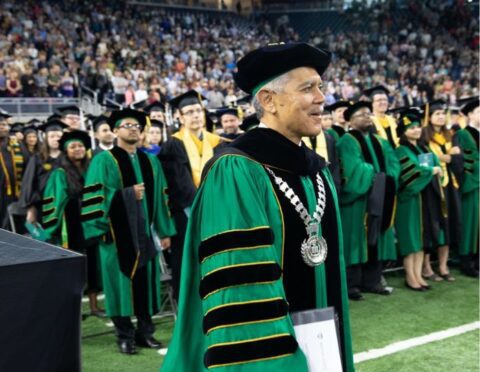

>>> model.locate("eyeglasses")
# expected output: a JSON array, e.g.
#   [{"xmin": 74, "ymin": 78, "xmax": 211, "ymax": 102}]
[
  {"xmin": 118, "ymin": 123, "xmax": 141, "ymax": 130},
  {"xmin": 350, "ymin": 112, "xmax": 372, "ymax": 119},
  {"xmin": 65, "ymin": 115, "xmax": 81, "ymax": 121},
  {"xmin": 181, "ymin": 109, "xmax": 204, "ymax": 116}
]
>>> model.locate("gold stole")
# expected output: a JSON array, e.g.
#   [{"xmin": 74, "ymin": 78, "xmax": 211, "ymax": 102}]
[
  {"xmin": 303, "ymin": 131, "xmax": 329, "ymax": 161},
  {"xmin": 173, "ymin": 129, "xmax": 219, "ymax": 187},
  {"xmin": 372, "ymin": 114, "xmax": 399, "ymax": 147},
  {"xmin": 429, "ymin": 133, "xmax": 459, "ymax": 189}
]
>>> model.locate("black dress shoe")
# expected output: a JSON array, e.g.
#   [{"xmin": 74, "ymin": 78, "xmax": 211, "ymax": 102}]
[
  {"xmin": 363, "ymin": 285, "xmax": 392, "ymax": 295},
  {"xmin": 421, "ymin": 284, "xmax": 432, "ymax": 290},
  {"xmin": 348, "ymin": 289, "xmax": 364, "ymax": 301},
  {"xmin": 118, "ymin": 340, "xmax": 137, "ymax": 355},
  {"xmin": 90, "ymin": 309, "xmax": 107, "ymax": 318},
  {"xmin": 405, "ymin": 281, "xmax": 425, "ymax": 292},
  {"xmin": 135, "ymin": 335, "xmax": 162, "ymax": 349}
]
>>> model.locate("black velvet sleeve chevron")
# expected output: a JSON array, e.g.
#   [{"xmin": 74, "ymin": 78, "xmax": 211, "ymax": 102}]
[
  {"xmin": 198, "ymin": 227, "xmax": 274, "ymax": 263},
  {"xmin": 199, "ymin": 262, "xmax": 281, "ymax": 300}
]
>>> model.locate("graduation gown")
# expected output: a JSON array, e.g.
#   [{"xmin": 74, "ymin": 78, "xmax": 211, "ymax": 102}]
[
  {"xmin": 81, "ymin": 147, "xmax": 176, "ymax": 317},
  {"xmin": 162, "ymin": 128, "xmax": 354, "ymax": 372},
  {"xmin": 372, "ymin": 114, "xmax": 399, "ymax": 148},
  {"xmin": 337, "ymin": 130, "xmax": 400, "ymax": 265},
  {"xmin": 19, "ymin": 154, "xmax": 62, "ymax": 209},
  {"xmin": 0, "ymin": 139, "xmax": 27, "ymax": 230},
  {"xmin": 394, "ymin": 144, "xmax": 436, "ymax": 256},
  {"xmin": 304, "ymin": 130, "xmax": 341, "ymax": 192},
  {"xmin": 454, "ymin": 126, "xmax": 479, "ymax": 255},
  {"xmin": 326, "ymin": 125, "xmax": 346, "ymax": 142}
]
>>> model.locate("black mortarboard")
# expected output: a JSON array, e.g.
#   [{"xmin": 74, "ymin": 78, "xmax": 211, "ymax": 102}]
[
  {"xmin": 143, "ymin": 101, "xmax": 165, "ymax": 114},
  {"xmin": 107, "ymin": 109, "xmax": 147, "ymax": 130},
  {"xmin": 0, "ymin": 110, "xmax": 11, "ymax": 120},
  {"xmin": 169, "ymin": 90, "xmax": 206, "ymax": 111},
  {"xmin": 10, "ymin": 123, "xmax": 24, "ymax": 133},
  {"xmin": 239, "ymin": 114, "xmax": 260, "ymax": 132},
  {"xmin": 205, "ymin": 109, "xmax": 215, "ymax": 133},
  {"xmin": 55, "ymin": 105, "xmax": 81, "ymax": 117},
  {"xmin": 387, "ymin": 106, "xmax": 409, "ymax": 116},
  {"xmin": 216, "ymin": 107, "xmax": 240, "ymax": 119},
  {"xmin": 130, "ymin": 99, "xmax": 149, "ymax": 111},
  {"xmin": 325, "ymin": 101, "xmax": 351, "ymax": 112},
  {"xmin": 59, "ymin": 130, "xmax": 92, "ymax": 151},
  {"xmin": 22, "ymin": 125, "xmax": 38, "ymax": 135},
  {"xmin": 343, "ymin": 102, "xmax": 372, "ymax": 121},
  {"xmin": 93, "ymin": 115, "xmax": 110, "ymax": 131},
  {"xmin": 234, "ymin": 42, "xmax": 331, "ymax": 95},
  {"xmin": 396, "ymin": 108, "xmax": 423, "ymax": 137},
  {"xmin": 461, "ymin": 97, "xmax": 479, "ymax": 116},
  {"xmin": 27, "ymin": 118, "xmax": 43, "ymax": 128},
  {"xmin": 420, "ymin": 100, "xmax": 447, "ymax": 115},
  {"xmin": 103, "ymin": 100, "xmax": 123, "ymax": 112},
  {"xmin": 149, "ymin": 119, "xmax": 165, "ymax": 129},
  {"xmin": 363, "ymin": 85, "xmax": 390, "ymax": 98},
  {"xmin": 47, "ymin": 113, "xmax": 61, "ymax": 122},
  {"xmin": 38, "ymin": 120, "xmax": 69, "ymax": 132}
]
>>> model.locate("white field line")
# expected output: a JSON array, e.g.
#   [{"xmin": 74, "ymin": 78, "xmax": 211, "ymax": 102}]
[{"xmin": 354, "ymin": 321, "xmax": 480, "ymax": 364}]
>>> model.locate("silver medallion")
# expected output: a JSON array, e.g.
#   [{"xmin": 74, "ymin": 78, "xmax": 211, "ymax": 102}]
[{"xmin": 301, "ymin": 235, "xmax": 328, "ymax": 267}]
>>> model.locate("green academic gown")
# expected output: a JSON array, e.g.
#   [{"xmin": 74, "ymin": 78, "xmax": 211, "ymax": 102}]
[
  {"xmin": 326, "ymin": 125, "xmax": 346, "ymax": 142},
  {"xmin": 81, "ymin": 147, "xmax": 176, "ymax": 317},
  {"xmin": 455, "ymin": 126, "xmax": 479, "ymax": 255},
  {"xmin": 394, "ymin": 144, "xmax": 436, "ymax": 256},
  {"xmin": 161, "ymin": 128, "xmax": 354, "ymax": 372},
  {"xmin": 337, "ymin": 131, "xmax": 400, "ymax": 265}
]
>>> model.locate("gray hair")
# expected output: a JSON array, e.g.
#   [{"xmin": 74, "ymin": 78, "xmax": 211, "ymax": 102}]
[{"xmin": 252, "ymin": 71, "xmax": 291, "ymax": 119}]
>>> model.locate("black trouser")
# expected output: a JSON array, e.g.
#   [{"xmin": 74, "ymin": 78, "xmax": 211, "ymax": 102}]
[
  {"xmin": 460, "ymin": 254, "xmax": 479, "ymax": 271},
  {"xmin": 111, "ymin": 314, "xmax": 154, "ymax": 342},
  {"xmin": 170, "ymin": 210, "xmax": 188, "ymax": 300},
  {"xmin": 347, "ymin": 260, "xmax": 383, "ymax": 293}
]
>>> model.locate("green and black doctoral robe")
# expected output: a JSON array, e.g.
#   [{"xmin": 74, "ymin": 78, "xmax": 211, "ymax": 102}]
[
  {"xmin": 326, "ymin": 125, "xmax": 346, "ymax": 142},
  {"xmin": 394, "ymin": 143, "xmax": 437, "ymax": 256},
  {"xmin": 162, "ymin": 128, "xmax": 354, "ymax": 372},
  {"xmin": 337, "ymin": 130, "xmax": 400, "ymax": 265},
  {"xmin": 81, "ymin": 147, "xmax": 176, "ymax": 317},
  {"xmin": 454, "ymin": 126, "xmax": 479, "ymax": 255}
]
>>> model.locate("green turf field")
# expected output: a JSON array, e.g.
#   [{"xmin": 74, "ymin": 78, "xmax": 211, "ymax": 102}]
[{"xmin": 81, "ymin": 268, "xmax": 479, "ymax": 371}]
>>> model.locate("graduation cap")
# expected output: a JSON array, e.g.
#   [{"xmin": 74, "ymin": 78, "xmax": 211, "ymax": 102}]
[
  {"xmin": 419, "ymin": 100, "xmax": 447, "ymax": 127},
  {"xmin": 59, "ymin": 130, "xmax": 92, "ymax": 151},
  {"xmin": 27, "ymin": 118, "xmax": 43, "ymax": 128},
  {"xmin": 130, "ymin": 99, "xmax": 149, "ymax": 111},
  {"xmin": 343, "ymin": 101, "xmax": 372, "ymax": 122},
  {"xmin": 46, "ymin": 113, "xmax": 61, "ymax": 122},
  {"xmin": 215, "ymin": 107, "xmax": 240, "ymax": 119},
  {"xmin": 38, "ymin": 120, "xmax": 69, "ymax": 132},
  {"xmin": 55, "ymin": 105, "xmax": 81, "ymax": 117},
  {"xmin": 387, "ymin": 106, "xmax": 409, "ymax": 116},
  {"xmin": 234, "ymin": 42, "xmax": 331, "ymax": 95},
  {"xmin": 239, "ymin": 114, "xmax": 260, "ymax": 132},
  {"xmin": 149, "ymin": 119, "xmax": 165, "ymax": 129},
  {"xmin": 107, "ymin": 109, "xmax": 147, "ymax": 130},
  {"xmin": 0, "ymin": 110, "xmax": 11, "ymax": 120},
  {"xmin": 396, "ymin": 108, "xmax": 423, "ymax": 137},
  {"xmin": 363, "ymin": 85, "xmax": 390, "ymax": 99},
  {"xmin": 324, "ymin": 101, "xmax": 351, "ymax": 112},
  {"xmin": 10, "ymin": 123, "xmax": 24, "ymax": 134},
  {"xmin": 143, "ymin": 101, "xmax": 165, "ymax": 114},
  {"xmin": 92, "ymin": 115, "xmax": 110, "ymax": 131},
  {"xmin": 21, "ymin": 125, "xmax": 38, "ymax": 135},
  {"xmin": 103, "ymin": 100, "xmax": 123, "ymax": 112},
  {"xmin": 460, "ymin": 97, "xmax": 479, "ymax": 116},
  {"xmin": 169, "ymin": 90, "xmax": 206, "ymax": 111}
]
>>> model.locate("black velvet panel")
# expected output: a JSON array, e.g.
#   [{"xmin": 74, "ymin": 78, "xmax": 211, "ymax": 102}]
[
  {"xmin": 204, "ymin": 334, "xmax": 297, "ymax": 369},
  {"xmin": 384, "ymin": 126, "xmax": 396, "ymax": 149},
  {"xmin": 203, "ymin": 298, "xmax": 288, "ymax": 334},
  {"xmin": 349, "ymin": 130, "xmax": 386, "ymax": 171},
  {"xmin": 198, "ymin": 227, "xmax": 274, "ymax": 263},
  {"xmin": 64, "ymin": 198, "xmax": 86, "ymax": 251},
  {"xmin": 399, "ymin": 172, "xmax": 421, "ymax": 192},
  {"xmin": 331, "ymin": 125, "xmax": 346, "ymax": 138},
  {"xmin": 371, "ymin": 135, "xmax": 386, "ymax": 171},
  {"xmin": 80, "ymin": 210, "xmax": 104, "ymax": 222},
  {"xmin": 108, "ymin": 190, "xmax": 138, "ymax": 278},
  {"xmin": 399, "ymin": 156, "xmax": 409, "ymax": 165},
  {"xmin": 82, "ymin": 183, "xmax": 103, "ymax": 194},
  {"xmin": 41, "ymin": 197, "xmax": 54, "ymax": 205},
  {"xmin": 465, "ymin": 126, "xmax": 479, "ymax": 150},
  {"xmin": 110, "ymin": 147, "xmax": 136, "ymax": 188},
  {"xmin": 381, "ymin": 175, "xmax": 397, "ymax": 231},
  {"xmin": 42, "ymin": 217, "xmax": 58, "ymax": 229},
  {"xmin": 199, "ymin": 262, "xmax": 281, "ymax": 300},
  {"xmin": 81, "ymin": 196, "xmax": 104, "ymax": 208},
  {"xmin": 137, "ymin": 150, "xmax": 155, "ymax": 222},
  {"xmin": 42, "ymin": 207, "xmax": 55, "ymax": 218},
  {"xmin": 349, "ymin": 130, "xmax": 374, "ymax": 165},
  {"xmin": 400, "ymin": 163, "xmax": 416, "ymax": 177}
]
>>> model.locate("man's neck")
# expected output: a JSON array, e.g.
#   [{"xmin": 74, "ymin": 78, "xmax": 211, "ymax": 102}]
[
  {"xmin": 373, "ymin": 111, "xmax": 386, "ymax": 118},
  {"xmin": 117, "ymin": 142, "xmax": 137, "ymax": 154},
  {"xmin": 336, "ymin": 122, "xmax": 347, "ymax": 129},
  {"xmin": 187, "ymin": 128, "xmax": 202, "ymax": 138}
]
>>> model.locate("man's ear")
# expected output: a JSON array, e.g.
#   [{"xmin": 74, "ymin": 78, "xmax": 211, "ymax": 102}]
[{"xmin": 258, "ymin": 89, "xmax": 276, "ymax": 114}]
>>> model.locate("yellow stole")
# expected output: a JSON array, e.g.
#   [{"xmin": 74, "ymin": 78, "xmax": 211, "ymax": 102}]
[
  {"xmin": 372, "ymin": 114, "xmax": 399, "ymax": 147},
  {"xmin": 429, "ymin": 133, "xmax": 459, "ymax": 189},
  {"xmin": 173, "ymin": 129, "xmax": 221, "ymax": 187},
  {"xmin": 303, "ymin": 131, "xmax": 329, "ymax": 161}
]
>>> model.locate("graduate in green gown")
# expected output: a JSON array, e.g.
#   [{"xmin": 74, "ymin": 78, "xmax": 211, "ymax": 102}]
[
  {"xmin": 454, "ymin": 98, "xmax": 479, "ymax": 277},
  {"xmin": 394, "ymin": 110, "xmax": 443, "ymax": 291},
  {"xmin": 41, "ymin": 130, "xmax": 104, "ymax": 315},
  {"xmin": 337, "ymin": 102, "xmax": 400, "ymax": 301},
  {"xmin": 162, "ymin": 43, "xmax": 354, "ymax": 372},
  {"xmin": 81, "ymin": 109, "xmax": 176, "ymax": 354}
]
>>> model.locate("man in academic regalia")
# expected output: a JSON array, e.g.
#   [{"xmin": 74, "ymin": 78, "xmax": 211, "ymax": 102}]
[
  {"xmin": 56, "ymin": 105, "xmax": 83, "ymax": 132},
  {"xmin": 162, "ymin": 43, "xmax": 354, "ymax": 372},
  {"xmin": 454, "ymin": 98, "xmax": 480, "ymax": 277},
  {"xmin": 158, "ymin": 90, "xmax": 222, "ymax": 299},
  {"xmin": 81, "ymin": 108, "xmax": 176, "ymax": 354},
  {"xmin": 364, "ymin": 85, "xmax": 399, "ymax": 148},
  {"xmin": 215, "ymin": 106, "xmax": 244, "ymax": 141},
  {"xmin": 325, "ymin": 100, "xmax": 351, "ymax": 141},
  {"xmin": 143, "ymin": 101, "xmax": 166, "ymax": 123},
  {"xmin": 0, "ymin": 111, "xmax": 28, "ymax": 230},
  {"xmin": 92, "ymin": 115, "xmax": 115, "ymax": 156},
  {"xmin": 337, "ymin": 102, "xmax": 400, "ymax": 301}
]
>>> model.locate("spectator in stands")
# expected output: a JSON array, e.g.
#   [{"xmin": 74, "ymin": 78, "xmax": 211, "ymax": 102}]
[
  {"xmin": 60, "ymin": 71, "xmax": 75, "ymax": 98},
  {"xmin": 6, "ymin": 69, "xmax": 22, "ymax": 97}
]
